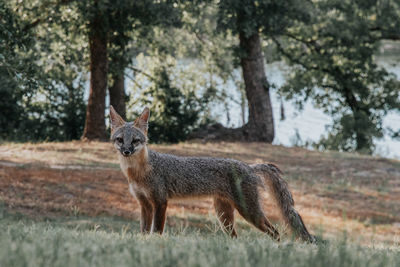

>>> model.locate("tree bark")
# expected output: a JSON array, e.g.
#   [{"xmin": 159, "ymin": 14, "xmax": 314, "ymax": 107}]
[
  {"xmin": 354, "ymin": 112, "xmax": 370, "ymax": 152},
  {"xmin": 109, "ymin": 73, "xmax": 126, "ymax": 120},
  {"xmin": 81, "ymin": 18, "xmax": 108, "ymax": 141},
  {"xmin": 239, "ymin": 31, "xmax": 275, "ymax": 142},
  {"xmin": 343, "ymin": 86, "xmax": 372, "ymax": 152}
]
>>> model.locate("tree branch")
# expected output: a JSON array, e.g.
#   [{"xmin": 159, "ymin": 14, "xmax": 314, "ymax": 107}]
[
  {"xmin": 127, "ymin": 66, "xmax": 155, "ymax": 80},
  {"xmin": 23, "ymin": 18, "xmax": 42, "ymax": 32},
  {"xmin": 369, "ymin": 27, "xmax": 400, "ymax": 41},
  {"xmin": 22, "ymin": 0, "xmax": 74, "ymax": 32},
  {"xmin": 271, "ymin": 36, "xmax": 320, "ymax": 72},
  {"xmin": 125, "ymin": 73, "xmax": 144, "ymax": 91},
  {"xmin": 284, "ymin": 32, "xmax": 322, "ymax": 53}
]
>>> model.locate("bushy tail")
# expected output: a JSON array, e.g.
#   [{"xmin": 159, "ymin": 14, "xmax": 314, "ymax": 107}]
[{"xmin": 251, "ymin": 163, "xmax": 315, "ymax": 243}]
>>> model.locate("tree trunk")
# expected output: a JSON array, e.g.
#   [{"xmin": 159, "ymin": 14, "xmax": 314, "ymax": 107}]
[
  {"xmin": 81, "ymin": 19, "xmax": 108, "ymax": 141},
  {"xmin": 343, "ymin": 87, "xmax": 372, "ymax": 152},
  {"xmin": 353, "ymin": 110, "xmax": 372, "ymax": 153},
  {"xmin": 109, "ymin": 73, "xmax": 126, "ymax": 120},
  {"xmin": 239, "ymin": 31, "xmax": 275, "ymax": 142}
]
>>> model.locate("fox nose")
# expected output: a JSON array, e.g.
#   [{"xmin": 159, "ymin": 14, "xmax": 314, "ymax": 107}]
[{"xmin": 122, "ymin": 150, "xmax": 131, "ymax": 156}]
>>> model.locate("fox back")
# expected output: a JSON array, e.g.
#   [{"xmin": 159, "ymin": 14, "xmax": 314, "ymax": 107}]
[{"xmin": 145, "ymin": 150, "xmax": 263, "ymax": 199}]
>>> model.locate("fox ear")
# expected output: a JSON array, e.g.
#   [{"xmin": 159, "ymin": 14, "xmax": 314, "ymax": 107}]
[
  {"xmin": 134, "ymin": 107, "xmax": 150, "ymax": 135},
  {"xmin": 109, "ymin": 105, "xmax": 125, "ymax": 132}
]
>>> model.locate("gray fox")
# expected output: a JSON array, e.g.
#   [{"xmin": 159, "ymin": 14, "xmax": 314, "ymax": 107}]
[{"xmin": 110, "ymin": 106, "xmax": 315, "ymax": 242}]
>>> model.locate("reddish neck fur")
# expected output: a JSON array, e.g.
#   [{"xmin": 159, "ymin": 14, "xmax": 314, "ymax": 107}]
[{"xmin": 118, "ymin": 146, "xmax": 150, "ymax": 183}]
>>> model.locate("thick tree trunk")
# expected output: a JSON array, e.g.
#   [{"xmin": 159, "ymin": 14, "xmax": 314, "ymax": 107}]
[
  {"xmin": 343, "ymin": 87, "xmax": 372, "ymax": 152},
  {"xmin": 353, "ymin": 110, "xmax": 371, "ymax": 153},
  {"xmin": 109, "ymin": 73, "xmax": 126, "ymax": 120},
  {"xmin": 81, "ymin": 20, "xmax": 108, "ymax": 141},
  {"xmin": 239, "ymin": 31, "xmax": 275, "ymax": 142}
]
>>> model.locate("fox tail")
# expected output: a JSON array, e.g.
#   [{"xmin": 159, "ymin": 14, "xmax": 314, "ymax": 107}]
[{"xmin": 251, "ymin": 163, "xmax": 316, "ymax": 243}]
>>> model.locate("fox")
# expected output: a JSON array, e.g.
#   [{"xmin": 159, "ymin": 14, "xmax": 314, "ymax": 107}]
[{"xmin": 109, "ymin": 106, "xmax": 315, "ymax": 243}]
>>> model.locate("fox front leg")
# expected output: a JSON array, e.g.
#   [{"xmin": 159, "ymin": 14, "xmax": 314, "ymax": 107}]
[
  {"xmin": 151, "ymin": 200, "xmax": 168, "ymax": 234},
  {"xmin": 136, "ymin": 194, "xmax": 153, "ymax": 233}
]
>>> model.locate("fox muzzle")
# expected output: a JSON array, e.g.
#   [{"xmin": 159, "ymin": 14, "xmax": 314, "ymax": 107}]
[
  {"xmin": 122, "ymin": 150, "xmax": 131, "ymax": 156},
  {"xmin": 120, "ymin": 146, "xmax": 135, "ymax": 157}
]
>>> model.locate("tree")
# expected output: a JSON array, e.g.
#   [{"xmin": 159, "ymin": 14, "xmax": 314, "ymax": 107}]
[
  {"xmin": 1, "ymin": 0, "xmax": 87, "ymax": 141},
  {"xmin": 132, "ymin": 59, "xmax": 210, "ymax": 143},
  {"xmin": 107, "ymin": 0, "xmax": 182, "ymax": 121},
  {"xmin": 216, "ymin": 0, "xmax": 311, "ymax": 142},
  {"xmin": 274, "ymin": 0, "xmax": 400, "ymax": 153},
  {"xmin": 77, "ymin": 0, "xmax": 181, "ymax": 140},
  {"xmin": 74, "ymin": 0, "xmax": 108, "ymax": 140},
  {"xmin": 109, "ymin": 45, "xmax": 127, "ymax": 120},
  {"xmin": 8, "ymin": 0, "xmax": 109, "ymax": 141},
  {"xmin": 0, "ymin": 1, "xmax": 38, "ymax": 139},
  {"xmin": 107, "ymin": 3, "xmax": 140, "ymax": 121},
  {"xmin": 2, "ymin": 0, "xmax": 182, "ymax": 142}
]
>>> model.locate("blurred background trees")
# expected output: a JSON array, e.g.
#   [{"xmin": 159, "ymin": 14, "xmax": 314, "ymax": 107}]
[
  {"xmin": 274, "ymin": 0, "xmax": 400, "ymax": 153},
  {"xmin": 76, "ymin": 0, "xmax": 182, "ymax": 140},
  {"xmin": 1, "ymin": 0, "xmax": 399, "ymax": 155},
  {"xmin": 1, "ymin": 0, "xmax": 87, "ymax": 141},
  {"xmin": 216, "ymin": 0, "xmax": 312, "ymax": 142}
]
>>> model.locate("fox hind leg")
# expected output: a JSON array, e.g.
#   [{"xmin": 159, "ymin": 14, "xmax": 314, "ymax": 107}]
[
  {"xmin": 233, "ymin": 183, "xmax": 280, "ymax": 241},
  {"xmin": 237, "ymin": 202, "xmax": 280, "ymax": 241},
  {"xmin": 214, "ymin": 197, "xmax": 237, "ymax": 237},
  {"xmin": 253, "ymin": 215, "xmax": 280, "ymax": 241}
]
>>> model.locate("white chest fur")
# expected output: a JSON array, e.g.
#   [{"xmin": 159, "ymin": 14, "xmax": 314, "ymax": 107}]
[
  {"xmin": 119, "ymin": 155, "xmax": 135, "ymax": 177},
  {"xmin": 128, "ymin": 183, "xmax": 137, "ymax": 198},
  {"xmin": 128, "ymin": 182, "xmax": 150, "ymax": 200}
]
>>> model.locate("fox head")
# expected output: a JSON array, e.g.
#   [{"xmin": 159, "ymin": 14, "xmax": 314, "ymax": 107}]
[{"xmin": 109, "ymin": 106, "xmax": 150, "ymax": 157}]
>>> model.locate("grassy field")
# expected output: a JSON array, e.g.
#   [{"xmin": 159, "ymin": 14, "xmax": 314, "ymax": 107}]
[
  {"xmin": 1, "ymin": 141, "xmax": 400, "ymax": 266},
  {"xmin": 1, "ymin": 208, "xmax": 400, "ymax": 267}
]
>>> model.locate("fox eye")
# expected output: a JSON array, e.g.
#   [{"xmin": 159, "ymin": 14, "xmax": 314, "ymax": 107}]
[
  {"xmin": 132, "ymin": 138, "xmax": 140, "ymax": 143},
  {"xmin": 116, "ymin": 137, "xmax": 123, "ymax": 143}
]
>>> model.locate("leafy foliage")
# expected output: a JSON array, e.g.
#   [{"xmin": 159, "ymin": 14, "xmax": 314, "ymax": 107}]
[
  {"xmin": 275, "ymin": 0, "xmax": 400, "ymax": 153},
  {"xmin": 129, "ymin": 54, "xmax": 212, "ymax": 143},
  {"xmin": 1, "ymin": 0, "xmax": 399, "ymax": 151},
  {"xmin": 0, "ymin": 1, "xmax": 39, "ymax": 140},
  {"xmin": 106, "ymin": 0, "xmax": 183, "ymax": 76},
  {"xmin": 0, "ymin": 1, "xmax": 87, "ymax": 141},
  {"xmin": 217, "ymin": 0, "xmax": 312, "ymax": 38}
]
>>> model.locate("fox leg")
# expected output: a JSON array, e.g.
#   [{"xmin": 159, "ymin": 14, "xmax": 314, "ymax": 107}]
[
  {"xmin": 233, "ymin": 183, "xmax": 280, "ymax": 241},
  {"xmin": 252, "ymin": 214, "xmax": 280, "ymax": 241},
  {"xmin": 237, "ymin": 203, "xmax": 280, "ymax": 241},
  {"xmin": 152, "ymin": 200, "xmax": 168, "ymax": 234},
  {"xmin": 136, "ymin": 194, "xmax": 153, "ymax": 233},
  {"xmin": 214, "ymin": 197, "xmax": 237, "ymax": 237}
]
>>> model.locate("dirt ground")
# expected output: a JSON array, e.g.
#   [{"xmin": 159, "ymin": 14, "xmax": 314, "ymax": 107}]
[{"xmin": 1, "ymin": 141, "xmax": 399, "ymax": 245}]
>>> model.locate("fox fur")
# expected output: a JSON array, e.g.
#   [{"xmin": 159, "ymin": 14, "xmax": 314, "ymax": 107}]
[{"xmin": 109, "ymin": 106, "xmax": 315, "ymax": 243}]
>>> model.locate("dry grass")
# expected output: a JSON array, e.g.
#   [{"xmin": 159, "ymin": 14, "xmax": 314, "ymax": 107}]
[{"xmin": 1, "ymin": 141, "xmax": 399, "ymax": 245}]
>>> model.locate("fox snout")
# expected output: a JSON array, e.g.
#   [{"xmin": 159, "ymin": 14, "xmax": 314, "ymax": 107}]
[
  {"xmin": 122, "ymin": 150, "xmax": 131, "ymax": 156},
  {"xmin": 120, "ymin": 146, "xmax": 135, "ymax": 157}
]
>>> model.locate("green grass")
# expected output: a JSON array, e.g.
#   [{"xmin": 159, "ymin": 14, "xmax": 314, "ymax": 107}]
[{"xmin": 1, "ymin": 208, "xmax": 399, "ymax": 267}]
